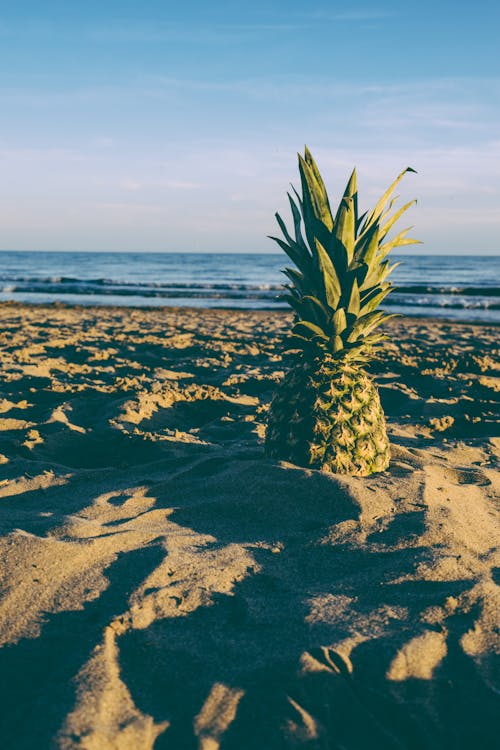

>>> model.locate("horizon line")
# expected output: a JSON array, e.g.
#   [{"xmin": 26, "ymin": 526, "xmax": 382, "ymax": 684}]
[{"xmin": 1, "ymin": 248, "xmax": 499, "ymax": 257}]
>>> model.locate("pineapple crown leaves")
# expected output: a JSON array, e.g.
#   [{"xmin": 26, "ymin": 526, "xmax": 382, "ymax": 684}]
[{"xmin": 270, "ymin": 147, "xmax": 420, "ymax": 361}]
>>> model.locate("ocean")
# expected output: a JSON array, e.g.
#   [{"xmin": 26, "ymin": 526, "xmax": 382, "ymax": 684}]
[{"xmin": 0, "ymin": 251, "xmax": 499, "ymax": 323}]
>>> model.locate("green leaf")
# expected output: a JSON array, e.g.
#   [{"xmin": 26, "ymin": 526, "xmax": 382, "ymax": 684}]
[
  {"xmin": 287, "ymin": 193, "xmax": 309, "ymax": 254},
  {"xmin": 333, "ymin": 168, "xmax": 357, "ymax": 263},
  {"xmin": 352, "ymin": 262, "xmax": 369, "ymax": 288},
  {"xmin": 377, "ymin": 195, "xmax": 399, "ymax": 227},
  {"xmin": 315, "ymin": 240, "xmax": 342, "ymax": 309},
  {"xmin": 298, "ymin": 153, "xmax": 334, "ymax": 232},
  {"xmin": 360, "ymin": 286, "xmax": 392, "ymax": 314},
  {"xmin": 303, "ymin": 147, "xmax": 334, "ymax": 230},
  {"xmin": 275, "ymin": 211, "xmax": 295, "ymax": 248},
  {"xmin": 275, "ymin": 211, "xmax": 312, "ymax": 271},
  {"xmin": 360, "ymin": 167, "xmax": 417, "ymax": 235},
  {"xmin": 334, "ymin": 196, "xmax": 355, "ymax": 263},
  {"xmin": 347, "ymin": 278, "xmax": 360, "ymax": 316},
  {"xmin": 356, "ymin": 209, "xmax": 368, "ymax": 233},
  {"xmin": 295, "ymin": 172, "xmax": 319, "ymax": 253},
  {"xmin": 333, "ymin": 307, "xmax": 347, "ymax": 335},
  {"xmin": 378, "ymin": 229, "xmax": 421, "ymax": 260},
  {"xmin": 386, "ymin": 261, "xmax": 401, "ymax": 279},
  {"xmin": 302, "ymin": 295, "xmax": 330, "ymax": 323},
  {"xmin": 363, "ymin": 258, "xmax": 392, "ymax": 289},
  {"xmin": 363, "ymin": 333, "xmax": 390, "ymax": 348},
  {"xmin": 268, "ymin": 236, "xmax": 309, "ymax": 273},
  {"xmin": 282, "ymin": 267, "xmax": 306, "ymax": 294},
  {"xmin": 346, "ymin": 311, "xmax": 388, "ymax": 342},
  {"xmin": 281, "ymin": 293, "xmax": 303, "ymax": 315},
  {"xmin": 293, "ymin": 320, "xmax": 329, "ymax": 341},
  {"xmin": 354, "ymin": 224, "xmax": 379, "ymax": 271},
  {"xmin": 327, "ymin": 235, "xmax": 348, "ymax": 279},
  {"xmin": 380, "ymin": 199, "xmax": 417, "ymax": 240},
  {"xmin": 283, "ymin": 294, "xmax": 326, "ymax": 327}
]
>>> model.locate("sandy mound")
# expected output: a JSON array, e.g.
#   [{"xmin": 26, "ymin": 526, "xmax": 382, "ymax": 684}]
[{"xmin": 0, "ymin": 303, "xmax": 498, "ymax": 749}]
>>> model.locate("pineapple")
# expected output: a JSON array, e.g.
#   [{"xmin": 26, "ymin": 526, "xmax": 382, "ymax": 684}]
[{"xmin": 266, "ymin": 147, "xmax": 419, "ymax": 476}]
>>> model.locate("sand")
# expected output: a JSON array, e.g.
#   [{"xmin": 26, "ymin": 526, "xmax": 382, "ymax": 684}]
[{"xmin": 0, "ymin": 301, "xmax": 498, "ymax": 750}]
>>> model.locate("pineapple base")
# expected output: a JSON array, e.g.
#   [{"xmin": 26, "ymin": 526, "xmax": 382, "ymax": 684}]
[{"xmin": 265, "ymin": 356, "xmax": 390, "ymax": 477}]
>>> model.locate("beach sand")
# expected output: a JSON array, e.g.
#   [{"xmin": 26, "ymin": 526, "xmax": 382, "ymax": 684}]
[{"xmin": 0, "ymin": 302, "xmax": 498, "ymax": 749}]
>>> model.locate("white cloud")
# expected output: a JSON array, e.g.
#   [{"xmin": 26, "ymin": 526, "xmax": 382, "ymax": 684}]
[{"xmin": 120, "ymin": 179, "xmax": 142, "ymax": 192}]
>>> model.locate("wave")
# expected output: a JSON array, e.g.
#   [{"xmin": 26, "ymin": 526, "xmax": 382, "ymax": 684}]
[
  {"xmin": 396, "ymin": 285, "xmax": 500, "ymax": 297},
  {"xmin": 0, "ymin": 281, "xmax": 280, "ymax": 301},
  {"xmin": 1, "ymin": 276, "xmax": 499, "ymax": 295},
  {"xmin": 0, "ymin": 276, "xmax": 281, "ymax": 294},
  {"xmin": 385, "ymin": 296, "xmax": 500, "ymax": 311},
  {"xmin": 1, "ymin": 286, "xmax": 499, "ymax": 312}
]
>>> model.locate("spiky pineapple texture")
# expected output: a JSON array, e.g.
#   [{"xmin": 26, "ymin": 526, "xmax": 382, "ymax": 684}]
[
  {"xmin": 265, "ymin": 147, "xmax": 419, "ymax": 476},
  {"xmin": 266, "ymin": 357, "xmax": 390, "ymax": 476}
]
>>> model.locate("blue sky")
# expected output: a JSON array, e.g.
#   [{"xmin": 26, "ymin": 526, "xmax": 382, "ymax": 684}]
[{"xmin": 0, "ymin": 0, "xmax": 499, "ymax": 253}]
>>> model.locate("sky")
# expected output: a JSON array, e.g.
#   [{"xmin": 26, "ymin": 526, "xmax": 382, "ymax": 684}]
[{"xmin": 0, "ymin": 0, "xmax": 499, "ymax": 254}]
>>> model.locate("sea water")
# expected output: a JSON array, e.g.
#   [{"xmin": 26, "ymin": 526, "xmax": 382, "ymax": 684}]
[{"xmin": 0, "ymin": 251, "xmax": 498, "ymax": 323}]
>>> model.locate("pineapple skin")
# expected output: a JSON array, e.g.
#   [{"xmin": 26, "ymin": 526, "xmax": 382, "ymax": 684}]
[{"xmin": 266, "ymin": 356, "xmax": 390, "ymax": 477}]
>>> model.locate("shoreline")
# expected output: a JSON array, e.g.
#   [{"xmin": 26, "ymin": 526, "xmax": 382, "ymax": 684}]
[
  {"xmin": 1, "ymin": 299, "xmax": 499, "ymax": 327},
  {"xmin": 0, "ymin": 302, "xmax": 498, "ymax": 748}
]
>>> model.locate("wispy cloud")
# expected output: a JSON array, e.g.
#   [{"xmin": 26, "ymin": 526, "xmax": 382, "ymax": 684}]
[
  {"xmin": 2, "ymin": 75, "xmax": 498, "ymax": 109},
  {"xmin": 0, "ymin": 146, "xmax": 85, "ymax": 163},
  {"xmin": 86, "ymin": 8, "xmax": 398, "ymax": 45},
  {"xmin": 119, "ymin": 178, "xmax": 202, "ymax": 192},
  {"xmin": 0, "ymin": 5, "xmax": 400, "ymax": 46},
  {"xmin": 115, "ymin": 74, "xmax": 500, "ymax": 113},
  {"xmin": 305, "ymin": 8, "xmax": 398, "ymax": 22},
  {"xmin": 87, "ymin": 22, "xmax": 299, "ymax": 45}
]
